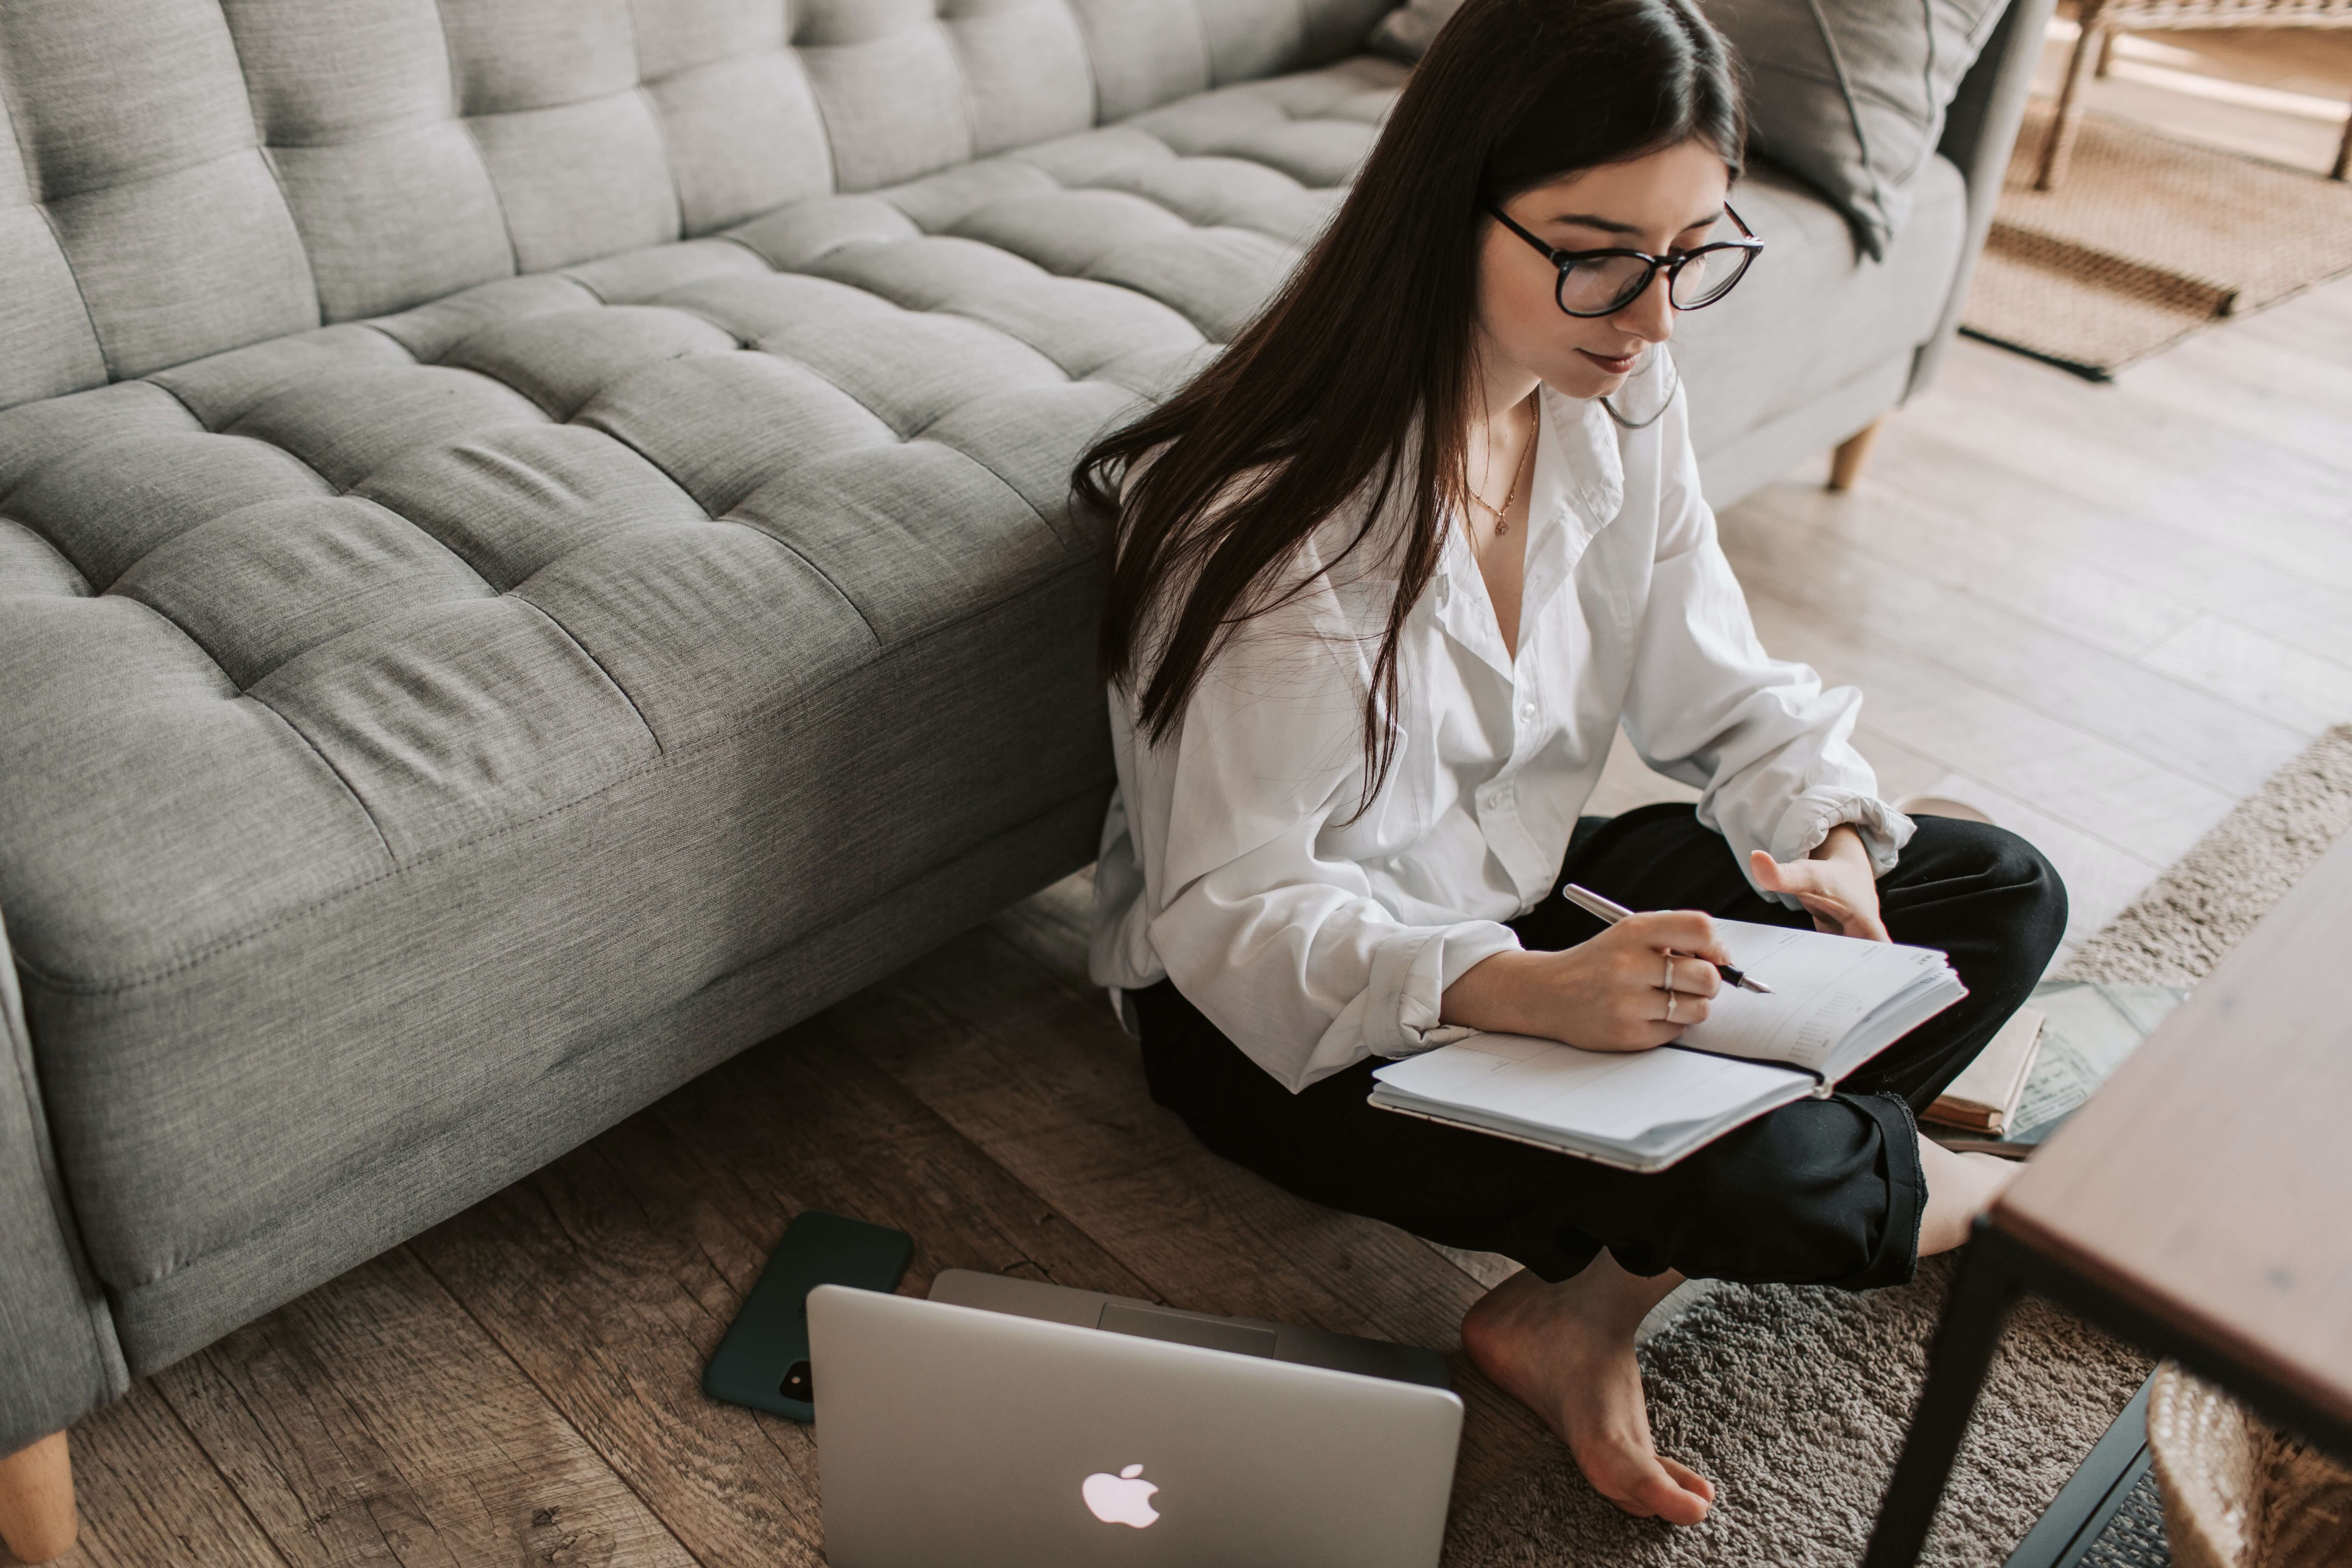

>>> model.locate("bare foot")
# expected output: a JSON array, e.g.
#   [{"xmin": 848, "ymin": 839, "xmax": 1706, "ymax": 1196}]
[{"xmin": 1460, "ymin": 1255, "xmax": 1716, "ymax": 1525}]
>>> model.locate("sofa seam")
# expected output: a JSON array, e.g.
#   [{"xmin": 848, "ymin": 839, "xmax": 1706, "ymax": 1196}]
[
  {"xmin": 453, "ymin": 119, "xmax": 527, "ymax": 281},
  {"xmin": 134, "ymin": 374, "xmax": 217, "ymax": 434},
  {"xmin": 509, "ymin": 595, "xmax": 665, "ymax": 757},
  {"xmin": 550, "ymin": 411, "xmax": 888, "ymax": 654},
  {"xmin": 931, "ymin": 18, "xmax": 987, "ymax": 175},
  {"xmin": 706, "ymin": 510, "xmax": 885, "ymax": 649},
  {"xmin": 27, "ymin": 202, "xmax": 114, "ymax": 384},
  {"xmin": 210, "ymin": 12, "xmax": 329, "ymax": 334},
  {"xmin": 237, "ymin": 688, "xmax": 400, "ymax": 866},
  {"xmin": 628, "ymin": 62, "xmax": 690, "ymax": 244},
  {"xmin": 11, "ymin": 555, "xmax": 1103, "ymax": 996}
]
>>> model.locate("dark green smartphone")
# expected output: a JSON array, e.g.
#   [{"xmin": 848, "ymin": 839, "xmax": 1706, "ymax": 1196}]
[{"xmin": 702, "ymin": 1210, "xmax": 913, "ymax": 1421}]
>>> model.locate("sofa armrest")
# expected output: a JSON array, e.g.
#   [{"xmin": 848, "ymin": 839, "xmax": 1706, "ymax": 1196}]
[
  {"xmin": 1908, "ymin": 0, "xmax": 2058, "ymax": 397},
  {"xmin": 0, "ymin": 906, "xmax": 125, "ymax": 1455}
]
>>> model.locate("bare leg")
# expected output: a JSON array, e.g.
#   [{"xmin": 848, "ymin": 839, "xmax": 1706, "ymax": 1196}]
[
  {"xmin": 1916, "ymin": 1135, "xmax": 2021, "ymax": 1256},
  {"xmin": 1461, "ymin": 1253, "xmax": 1716, "ymax": 1524}
]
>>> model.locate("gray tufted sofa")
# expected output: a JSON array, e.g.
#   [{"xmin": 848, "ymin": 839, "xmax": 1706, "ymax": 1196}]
[{"xmin": 0, "ymin": 0, "xmax": 2048, "ymax": 1464}]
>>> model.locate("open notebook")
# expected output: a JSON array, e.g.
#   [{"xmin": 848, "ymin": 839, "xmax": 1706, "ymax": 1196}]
[{"xmin": 1368, "ymin": 920, "xmax": 1967, "ymax": 1171}]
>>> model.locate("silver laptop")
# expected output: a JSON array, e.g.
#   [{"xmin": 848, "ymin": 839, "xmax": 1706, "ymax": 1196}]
[{"xmin": 807, "ymin": 1270, "xmax": 1464, "ymax": 1567}]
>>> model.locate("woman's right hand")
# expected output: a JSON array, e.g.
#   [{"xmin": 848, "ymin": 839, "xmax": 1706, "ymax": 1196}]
[{"xmin": 1440, "ymin": 910, "xmax": 1730, "ymax": 1051}]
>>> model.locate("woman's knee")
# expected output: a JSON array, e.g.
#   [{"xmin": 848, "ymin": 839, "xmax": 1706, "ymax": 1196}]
[
  {"xmin": 1648, "ymin": 1098, "xmax": 1916, "ymax": 1287},
  {"xmin": 1900, "ymin": 816, "xmax": 2069, "ymax": 961}
]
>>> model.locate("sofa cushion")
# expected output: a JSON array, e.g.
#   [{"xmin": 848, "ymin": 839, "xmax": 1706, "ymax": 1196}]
[
  {"xmin": 0, "ymin": 60, "xmax": 1395, "ymax": 1301},
  {"xmin": 0, "ymin": 0, "xmax": 1396, "ymax": 411},
  {"xmin": 1672, "ymin": 151, "xmax": 1968, "ymax": 457}
]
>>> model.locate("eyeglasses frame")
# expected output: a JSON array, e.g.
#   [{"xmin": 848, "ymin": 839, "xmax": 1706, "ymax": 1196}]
[{"xmin": 1485, "ymin": 201, "xmax": 1764, "ymax": 317}]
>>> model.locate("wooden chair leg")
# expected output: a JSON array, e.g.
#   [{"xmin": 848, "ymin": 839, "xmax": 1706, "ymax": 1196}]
[
  {"xmin": 2036, "ymin": 21, "xmax": 2105, "ymax": 191},
  {"xmin": 2332, "ymin": 96, "xmax": 2350, "ymax": 182},
  {"xmin": 2093, "ymin": 25, "xmax": 2117, "ymax": 78},
  {"xmin": 0, "ymin": 1432, "xmax": 77, "ymax": 1564},
  {"xmin": 1827, "ymin": 418, "xmax": 1884, "ymax": 493}
]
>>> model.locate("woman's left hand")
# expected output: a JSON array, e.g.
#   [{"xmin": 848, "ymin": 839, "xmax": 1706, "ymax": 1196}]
[{"xmin": 1748, "ymin": 825, "xmax": 1889, "ymax": 942}]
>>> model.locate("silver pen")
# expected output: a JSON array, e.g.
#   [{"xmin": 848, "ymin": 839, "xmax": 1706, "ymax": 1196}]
[{"xmin": 1560, "ymin": 883, "xmax": 1774, "ymax": 994}]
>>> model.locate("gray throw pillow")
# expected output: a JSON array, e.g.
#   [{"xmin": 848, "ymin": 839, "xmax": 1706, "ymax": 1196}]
[
  {"xmin": 1358, "ymin": 0, "xmax": 2006, "ymax": 260},
  {"xmin": 1707, "ymin": 0, "xmax": 2008, "ymax": 259}
]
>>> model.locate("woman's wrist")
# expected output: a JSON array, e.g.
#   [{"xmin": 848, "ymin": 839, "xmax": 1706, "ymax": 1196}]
[
  {"xmin": 1809, "ymin": 822, "xmax": 1872, "ymax": 870},
  {"xmin": 1440, "ymin": 947, "xmax": 1555, "ymax": 1036}
]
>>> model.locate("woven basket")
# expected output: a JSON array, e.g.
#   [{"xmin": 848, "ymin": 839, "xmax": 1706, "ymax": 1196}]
[{"xmin": 2146, "ymin": 1363, "xmax": 2352, "ymax": 1568}]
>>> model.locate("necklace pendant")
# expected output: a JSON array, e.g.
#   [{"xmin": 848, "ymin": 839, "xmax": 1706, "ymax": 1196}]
[{"xmin": 1496, "ymin": 519, "xmax": 1510, "ymax": 537}]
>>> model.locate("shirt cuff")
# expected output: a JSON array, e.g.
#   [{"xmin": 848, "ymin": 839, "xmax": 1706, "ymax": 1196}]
[
  {"xmin": 1362, "ymin": 920, "xmax": 1522, "ymax": 1059},
  {"xmin": 1766, "ymin": 788, "xmax": 1915, "ymax": 885}
]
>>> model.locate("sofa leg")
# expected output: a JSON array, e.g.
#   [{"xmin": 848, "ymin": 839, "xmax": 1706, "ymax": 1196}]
[
  {"xmin": 0, "ymin": 1431, "xmax": 76, "ymax": 1564},
  {"xmin": 1827, "ymin": 418, "xmax": 1884, "ymax": 493}
]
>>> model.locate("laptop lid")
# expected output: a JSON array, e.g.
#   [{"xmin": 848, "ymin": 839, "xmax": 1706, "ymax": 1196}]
[
  {"xmin": 808, "ymin": 1285, "xmax": 1463, "ymax": 1568},
  {"xmin": 924, "ymin": 1267, "xmax": 1455, "ymax": 1388}
]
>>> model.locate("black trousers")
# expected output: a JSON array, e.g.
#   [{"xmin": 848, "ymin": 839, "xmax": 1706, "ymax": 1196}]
[{"xmin": 1133, "ymin": 802, "xmax": 2068, "ymax": 1291}]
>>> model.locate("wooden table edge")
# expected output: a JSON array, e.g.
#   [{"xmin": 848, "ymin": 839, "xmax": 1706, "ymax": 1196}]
[{"xmin": 1990, "ymin": 1200, "xmax": 2352, "ymax": 1441}]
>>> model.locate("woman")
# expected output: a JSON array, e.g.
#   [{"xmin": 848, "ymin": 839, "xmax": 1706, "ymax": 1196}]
[{"xmin": 1074, "ymin": 0, "xmax": 2064, "ymax": 1526}]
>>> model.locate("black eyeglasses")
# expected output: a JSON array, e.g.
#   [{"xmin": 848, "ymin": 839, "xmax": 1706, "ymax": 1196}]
[{"xmin": 1486, "ymin": 203, "xmax": 1763, "ymax": 317}]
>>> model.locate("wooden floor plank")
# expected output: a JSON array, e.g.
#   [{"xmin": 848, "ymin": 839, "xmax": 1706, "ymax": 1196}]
[
  {"xmin": 2124, "ymin": 332, "xmax": 2352, "ymax": 465},
  {"xmin": 1919, "ymin": 408, "xmax": 2352, "ymax": 596},
  {"xmin": 1863, "ymin": 420, "xmax": 2352, "ymax": 671},
  {"xmin": 1730, "ymin": 476, "xmax": 2204, "ymax": 664},
  {"xmin": 406, "ymin": 1021, "xmax": 1169, "ymax": 1568},
  {"xmin": 34, "ymin": 1387, "xmax": 289, "ymax": 1568},
  {"xmin": 2232, "ymin": 278, "xmax": 2352, "ymax": 364},
  {"xmin": 152, "ymin": 1246, "xmax": 696, "ymax": 1568},
  {"xmin": 2136, "ymin": 612, "xmax": 2352, "ymax": 736},
  {"xmin": 1744, "ymin": 593, "xmax": 2240, "ymax": 869},
  {"xmin": 413, "ymin": 1125, "xmax": 826, "ymax": 1568},
  {"xmin": 850, "ymin": 923, "xmax": 1560, "ymax": 1507},
  {"xmin": 1916, "ymin": 345, "xmax": 2352, "ymax": 589},
  {"xmin": 1718, "ymin": 499, "xmax": 2311, "ymax": 798}
]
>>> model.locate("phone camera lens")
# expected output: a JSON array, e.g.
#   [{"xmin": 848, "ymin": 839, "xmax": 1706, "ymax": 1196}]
[{"xmin": 780, "ymin": 1360, "xmax": 813, "ymax": 1402}]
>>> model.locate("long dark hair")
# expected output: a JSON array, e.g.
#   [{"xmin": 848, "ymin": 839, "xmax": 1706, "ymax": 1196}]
[{"xmin": 1076, "ymin": 0, "xmax": 1742, "ymax": 811}]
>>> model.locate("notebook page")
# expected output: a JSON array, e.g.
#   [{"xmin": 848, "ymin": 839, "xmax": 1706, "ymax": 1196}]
[
  {"xmin": 1374, "ymin": 1033, "xmax": 1805, "ymax": 1141},
  {"xmin": 1676, "ymin": 923, "xmax": 1953, "ymax": 1074}
]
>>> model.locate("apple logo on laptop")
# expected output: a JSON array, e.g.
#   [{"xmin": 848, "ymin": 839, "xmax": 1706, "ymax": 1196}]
[{"xmin": 1082, "ymin": 1463, "xmax": 1160, "ymax": 1528}]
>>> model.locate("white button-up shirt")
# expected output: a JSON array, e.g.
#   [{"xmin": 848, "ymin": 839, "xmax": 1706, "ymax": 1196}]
[{"xmin": 1089, "ymin": 353, "xmax": 1914, "ymax": 1093}]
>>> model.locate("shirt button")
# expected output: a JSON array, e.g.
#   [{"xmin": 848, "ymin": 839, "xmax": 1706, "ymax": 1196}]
[{"xmin": 1520, "ymin": 701, "xmax": 1536, "ymax": 720}]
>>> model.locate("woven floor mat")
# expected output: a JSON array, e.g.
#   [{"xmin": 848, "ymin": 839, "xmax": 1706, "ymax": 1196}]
[{"xmin": 1959, "ymin": 104, "xmax": 2352, "ymax": 378}]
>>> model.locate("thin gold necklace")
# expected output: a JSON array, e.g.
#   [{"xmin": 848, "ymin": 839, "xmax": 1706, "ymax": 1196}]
[{"xmin": 1468, "ymin": 399, "xmax": 1537, "ymax": 537}]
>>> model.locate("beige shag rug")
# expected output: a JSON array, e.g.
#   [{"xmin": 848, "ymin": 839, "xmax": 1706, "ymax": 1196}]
[
  {"xmin": 1444, "ymin": 723, "xmax": 2352, "ymax": 1568},
  {"xmin": 1961, "ymin": 103, "xmax": 2352, "ymax": 378}
]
